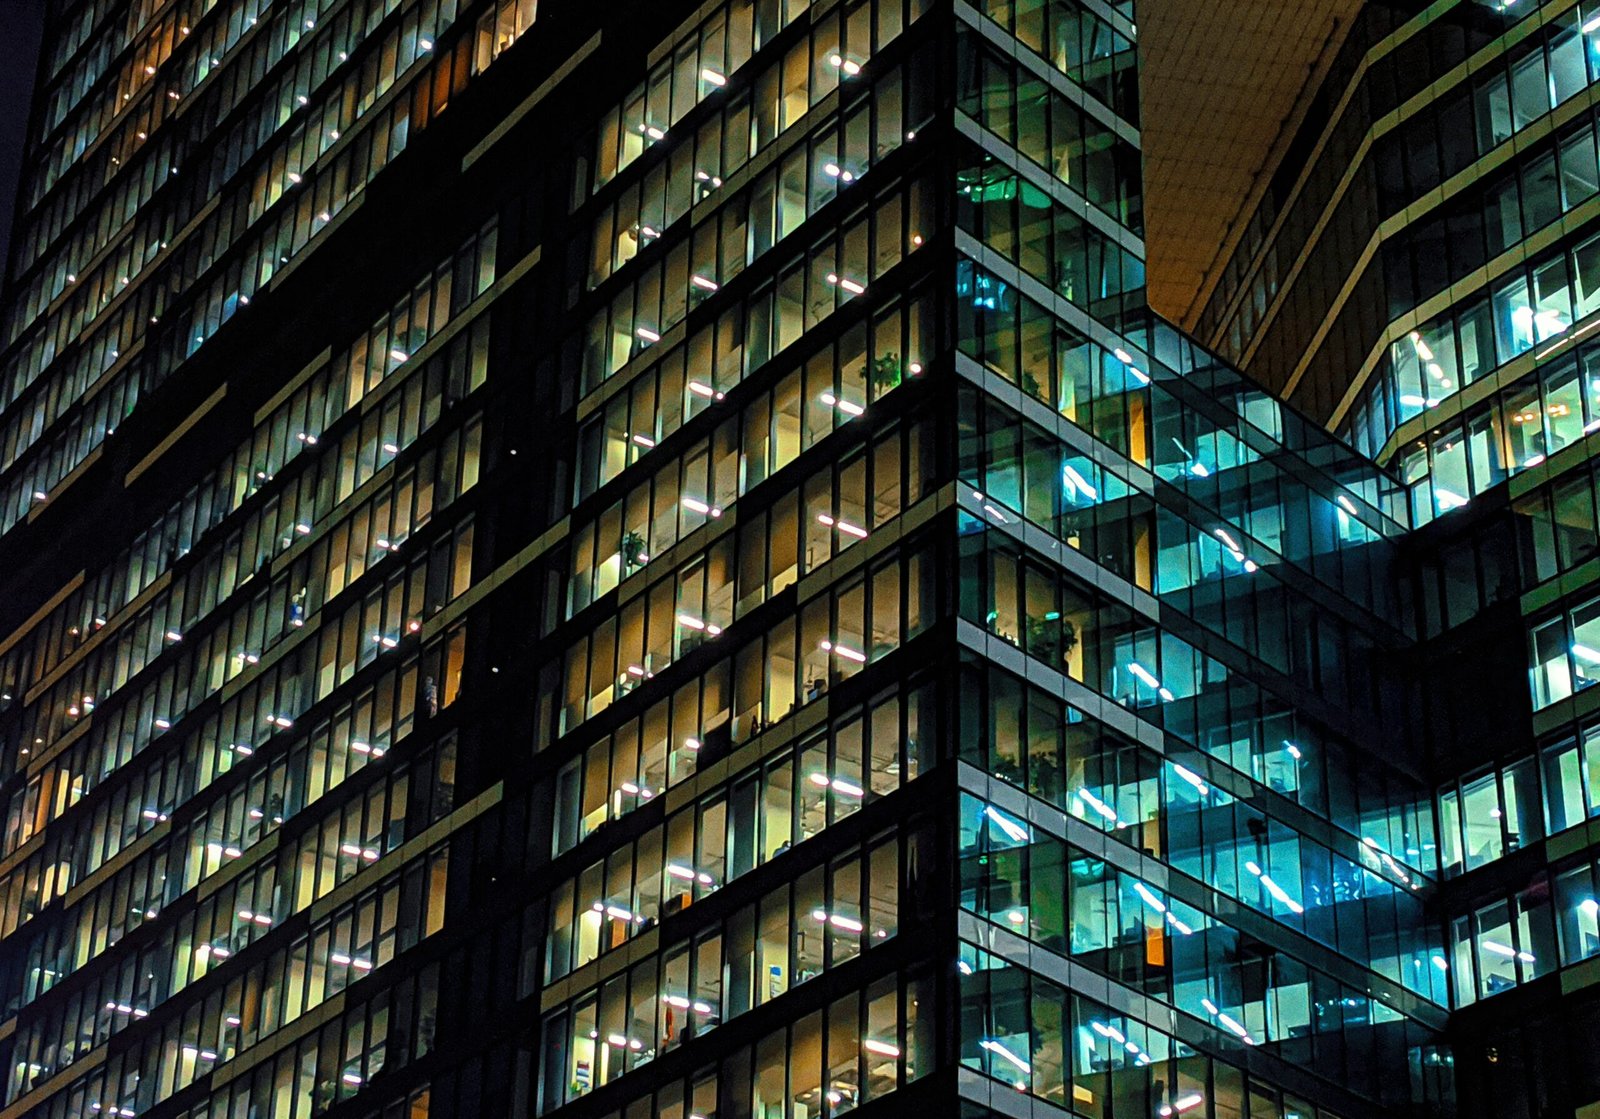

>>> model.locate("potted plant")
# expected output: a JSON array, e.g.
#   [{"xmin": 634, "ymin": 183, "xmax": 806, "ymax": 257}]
[
  {"xmin": 870, "ymin": 353, "xmax": 903, "ymax": 395},
  {"xmin": 1024, "ymin": 614, "xmax": 1078, "ymax": 668},
  {"xmin": 1024, "ymin": 614, "xmax": 1057, "ymax": 662},
  {"xmin": 621, "ymin": 530, "xmax": 648, "ymax": 570}
]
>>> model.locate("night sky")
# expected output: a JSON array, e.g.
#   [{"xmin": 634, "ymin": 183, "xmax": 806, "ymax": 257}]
[{"xmin": 0, "ymin": 0, "xmax": 45, "ymax": 290}]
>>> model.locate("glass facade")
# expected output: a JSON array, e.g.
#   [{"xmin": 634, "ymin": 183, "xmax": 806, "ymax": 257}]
[
  {"xmin": 4, "ymin": 1, "xmax": 1600, "ymax": 1119},
  {"xmin": 1192, "ymin": 0, "xmax": 1600, "ymax": 1115}
]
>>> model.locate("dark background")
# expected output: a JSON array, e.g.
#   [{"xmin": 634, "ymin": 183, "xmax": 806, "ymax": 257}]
[{"xmin": 0, "ymin": 0, "xmax": 45, "ymax": 292}]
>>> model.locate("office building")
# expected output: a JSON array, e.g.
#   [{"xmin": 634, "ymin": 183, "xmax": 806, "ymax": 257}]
[
  {"xmin": 1177, "ymin": 1, "xmax": 1600, "ymax": 1115},
  {"xmin": 0, "ymin": 1, "xmax": 1596, "ymax": 1119}
]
